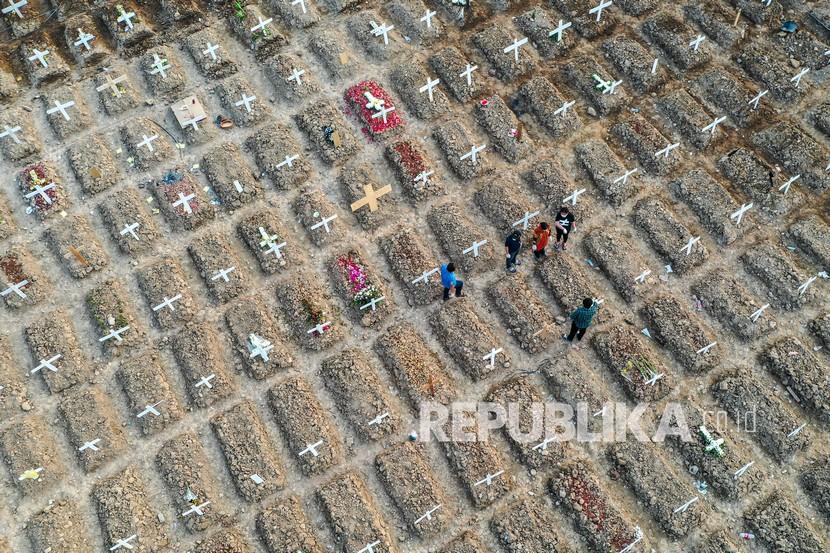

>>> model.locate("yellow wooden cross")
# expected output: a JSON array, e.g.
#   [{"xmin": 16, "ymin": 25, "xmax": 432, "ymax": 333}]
[{"xmin": 351, "ymin": 183, "xmax": 392, "ymax": 212}]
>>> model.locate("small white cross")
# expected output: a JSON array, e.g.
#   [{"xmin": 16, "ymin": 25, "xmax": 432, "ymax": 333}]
[
  {"xmin": 730, "ymin": 202, "xmax": 753, "ymax": 226},
  {"xmin": 202, "ymin": 42, "xmax": 219, "ymax": 61},
  {"xmin": 99, "ymin": 326, "xmax": 130, "ymax": 343},
  {"xmin": 79, "ymin": 438, "xmax": 101, "ymax": 452},
  {"xmin": 1, "ymin": 0, "xmax": 27, "ymax": 18},
  {"xmin": 474, "ymin": 470, "xmax": 504, "ymax": 487},
  {"xmin": 250, "ymin": 16, "xmax": 273, "ymax": 34},
  {"xmin": 655, "ymin": 142, "xmax": 680, "ymax": 159},
  {"xmin": 360, "ymin": 295, "xmax": 385, "ymax": 312},
  {"xmin": 419, "ymin": 77, "xmax": 440, "ymax": 102},
  {"xmin": 148, "ymin": 54, "xmax": 170, "ymax": 79},
  {"xmin": 532, "ymin": 436, "xmax": 557, "ymax": 451},
  {"xmin": 152, "ymin": 293, "xmax": 182, "ymax": 312},
  {"xmin": 371, "ymin": 104, "xmax": 395, "ymax": 124},
  {"xmin": 28, "ymin": 48, "xmax": 49, "ymax": 68},
  {"xmin": 673, "ymin": 496, "xmax": 699, "ymax": 514},
  {"xmin": 291, "ymin": 0, "xmax": 306, "ymax": 13},
  {"xmin": 182, "ymin": 501, "xmax": 210, "ymax": 517},
  {"xmin": 369, "ymin": 21, "xmax": 394, "ymax": 45},
  {"xmin": 511, "ymin": 210, "xmax": 539, "ymax": 230},
  {"xmin": 503, "ymin": 37, "xmax": 528, "ymax": 63},
  {"xmin": 482, "ymin": 347, "xmax": 503, "ymax": 368},
  {"xmin": 797, "ymin": 275, "xmax": 817, "ymax": 296},
  {"xmin": 195, "ymin": 374, "xmax": 216, "ymax": 389},
  {"xmin": 696, "ymin": 341, "xmax": 717, "ymax": 355},
  {"xmin": 790, "ymin": 67, "xmax": 809, "ymax": 88},
  {"xmin": 307, "ymin": 322, "xmax": 331, "ymax": 336},
  {"xmin": 1, "ymin": 280, "xmax": 28, "ymax": 299},
  {"xmin": 463, "ymin": 239, "xmax": 488, "ymax": 257},
  {"xmin": 749, "ymin": 304, "xmax": 770, "ymax": 322},
  {"xmin": 116, "ymin": 6, "xmax": 136, "ymax": 30},
  {"xmin": 249, "ymin": 334, "xmax": 274, "ymax": 361},
  {"xmin": 73, "ymin": 28, "xmax": 95, "ymax": 50},
  {"xmin": 779, "ymin": 174, "xmax": 800, "ymax": 195},
  {"xmin": 702, "ymin": 116, "xmax": 727, "ymax": 136},
  {"xmin": 0, "ymin": 125, "xmax": 22, "ymax": 144},
  {"xmin": 235, "ymin": 93, "xmax": 256, "ymax": 113},
  {"xmin": 748, "ymin": 89, "xmax": 768, "ymax": 110},
  {"xmin": 644, "ymin": 372, "xmax": 664, "ymax": 386},
  {"xmin": 787, "ymin": 423, "xmax": 807, "ymax": 439},
  {"xmin": 679, "ymin": 236, "xmax": 700, "ymax": 256},
  {"xmin": 588, "ymin": 0, "xmax": 612, "ymax": 22},
  {"xmin": 299, "ymin": 439, "xmax": 324, "ymax": 457},
  {"xmin": 368, "ymin": 412, "xmax": 389, "ymax": 426},
  {"xmin": 549, "ymin": 19, "xmax": 571, "ymax": 42},
  {"xmin": 460, "ymin": 143, "xmax": 486, "ymax": 164},
  {"xmin": 358, "ymin": 541, "xmax": 381, "ymax": 553},
  {"xmin": 96, "ymin": 74, "xmax": 127, "ymax": 97},
  {"xmin": 414, "ymin": 170, "xmax": 434, "ymax": 187},
  {"xmin": 564, "ymin": 188, "xmax": 586, "ymax": 205},
  {"xmin": 411, "ymin": 267, "xmax": 439, "ymax": 285},
  {"xmin": 182, "ymin": 114, "xmax": 206, "ymax": 131},
  {"xmin": 31, "ymin": 354, "xmax": 61, "ymax": 374},
  {"xmin": 172, "ymin": 192, "xmax": 196, "ymax": 214},
  {"xmin": 25, "ymin": 182, "xmax": 56, "ymax": 205},
  {"xmin": 421, "ymin": 9, "xmax": 436, "ymax": 28},
  {"xmin": 276, "ymin": 154, "xmax": 299, "ymax": 170},
  {"xmin": 689, "ymin": 34, "xmax": 706, "ymax": 52},
  {"xmin": 634, "ymin": 270, "xmax": 651, "ymax": 284},
  {"xmin": 46, "ymin": 99, "xmax": 75, "ymax": 121},
  {"xmin": 211, "ymin": 266, "xmax": 236, "ymax": 282},
  {"xmin": 310, "ymin": 213, "xmax": 337, "ymax": 233},
  {"xmin": 415, "ymin": 505, "xmax": 441, "ymax": 525},
  {"xmin": 136, "ymin": 133, "xmax": 159, "ymax": 152},
  {"xmin": 287, "ymin": 67, "xmax": 305, "ymax": 85},
  {"xmin": 137, "ymin": 401, "xmax": 162, "ymax": 418},
  {"xmin": 734, "ymin": 461, "xmax": 754, "ymax": 479},
  {"xmin": 459, "ymin": 63, "xmax": 478, "ymax": 86},
  {"xmin": 109, "ymin": 534, "xmax": 137, "ymax": 551},
  {"xmin": 263, "ymin": 241, "xmax": 286, "ymax": 259},
  {"xmin": 554, "ymin": 99, "xmax": 575, "ymax": 117},
  {"xmin": 613, "ymin": 167, "xmax": 637, "ymax": 185}
]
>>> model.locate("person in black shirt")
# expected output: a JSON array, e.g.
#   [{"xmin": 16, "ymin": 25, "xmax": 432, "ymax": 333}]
[
  {"xmin": 504, "ymin": 230, "xmax": 522, "ymax": 273},
  {"xmin": 554, "ymin": 206, "xmax": 576, "ymax": 250}
]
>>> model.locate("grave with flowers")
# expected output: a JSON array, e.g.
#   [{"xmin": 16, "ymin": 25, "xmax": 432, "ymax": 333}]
[
  {"xmin": 18, "ymin": 161, "xmax": 67, "ymax": 218},
  {"xmin": 329, "ymin": 248, "xmax": 392, "ymax": 328},
  {"xmin": 344, "ymin": 80, "xmax": 404, "ymax": 138}
]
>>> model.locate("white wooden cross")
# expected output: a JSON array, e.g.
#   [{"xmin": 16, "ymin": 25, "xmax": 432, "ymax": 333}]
[
  {"xmin": 136, "ymin": 133, "xmax": 159, "ymax": 152},
  {"xmin": 749, "ymin": 304, "xmax": 769, "ymax": 322},
  {"xmin": 292, "ymin": 0, "xmax": 306, "ymax": 13},
  {"xmin": 734, "ymin": 461, "xmax": 754, "ymax": 479},
  {"xmin": 702, "ymin": 116, "xmax": 727, "ymax": 136},
  {"xmin": 474, "ymin": 470, "xmax": 504, "ymax": 487},
  {"xmin": 0, "ymin": 125, "xmax": 22, "ymax": 144},
  {"xmin": 655, "ymin": 142, "xmax": 680, "ymax": 159},
  {"xmin": 360, "ymin": 295, "xmax": 385, "ymax": 311},
  {"xmin": 287, "ymin": 68, "xmax": 305, "ymax": 85},
  {"xmin": 202, "ymin": 42, "xmax": 219, "ymax": 61},
  {"xmin": 729, "ymin": 202, "xmax": 752, "ymax": 226},
  {"xmin": 460, "ymin": 143, "xmax": 486, "ymax": 164},
  {"xmin": 28, "ymin": 48, "xmax": 49, "ymax": 68},
  {"xmin": 673, "ymin": 496, "xmax": 699, "ymax": 514},
  {"xmin": 249, "ymin": 334, "xmax": 274, "ymax": 361},
  {"xmin": 299, "ymin": 439, "xmax": 324, "ymax": 457},
  {"xmin": 1, "ymin": 280, "xmax": 28, "ymax": 299},
  {"xmin": 310, "ymin": 213, "xmax": 337, "ymax": 233},
  {"xmin": 235, "ymin": 93, "xmax": 256, "ymax": 113},
  {"xmin": 679, "ymin": 236, "xmax": 700, "ymax": 256},
  {"xmin": 31, "ymin": 354, "xmax": 61, "ymax": 374},
  {"xmin": 788, "ymin": 423, "xmax": 807, "ymax": 439},
  {"xmin": 748, "ymin": 89, "xmax": 768, "ymax": 110},
  {"xmin": 554, "ymin": 99, "xmax": 575, "ymax": 117},
  {"xmin": 276, "ymin": 154, "xmax": 299, "ymax": 170},
  {"xmin": 588, "ymin": 0, "xmax": 612, "ymax": 22},
  {"xmin": 263, "ymin": 241, "xmax": 287, "ymax": 259},
  {"xmin": 370, "ymin": 21, "xmax": 394, "ymax": 45},
  {"xmin": 564, "ymin": 188, "xmax": 586, "ymax": 205},
  {"xmin": 46, "ymin": 99, "xmax": 75, "ymax": 120},
  {"xmin": 73, "ymin": 29, "xmax": 95, "ymax": 51},
  {"xmin": 371, "ymin": 104, "xmax": 395, "ymax": 124},
  {"xmin": 152, "ymin": 293, "xmax": 182, "ymax": 312},
  {"xmin": 532, "ymin": 436, "xmax": 557, "ymax": 451},
  {"xmin": 411, "ymin": 267, "xmax": 439, "ymax": 285},
  {"xmin": 779, "ymin": 174, "xmax": 799, "ymax": 195},
  {"xmin": 689, "ymin": 34, "xmax": 706, "ymax": 52},
  {"xmin": 613, "ymin": 167, "xmax": 637, "ymax": 185},
  {"xmin": 644, "ymin": 372, "xmax": 664, "ymax": 386},
  {"xmin": 79, "ymin": 438, "xmax": 101, "ymax": 452},
  {"xmin": 172, "ymin": 192, "xmax": 196, "ymax": 214},
  {"xmin": 195, "ymin": 374, "xmax": 216, "ymax": 389},
  {"xmin": 696, "ymin": 341, "xmax": 717, "ymax": 355},
  {"xmin": 415, "ymin": 505, "xmax": 441, "ymax": 525},
  {"xmin": 25, "ymin": 182, "xmax": 56, "ymax": 204},
  {"xmin": 634, "ymin": 269, "xmax": 651, "ymax": 284},
  {"xmin": 148, "ymin": 54, "xmax": 170, "ymax": 78},
  {"xmin": 549, "ymin": 19, "xmax": 571, "ymax": 42},
  {"xmin": 182, "ymin": 114, "xmax": 206, "ymax": 131},
  {"xmin": 503, "ymin": 37, "xmax": 528, "ymax": 63},
  {"xmin": 211, "ymin": 266, "xmax": 236, "ymax": 282},
  {"xmin": 459, "ymin": 63, "xmax": 478, "ymax": 86},
  {"xmin": 367, "ymin": 412, "xmax": 389, "ymax": 426},
  {"xmin": 463, "ymin": 239, "xmax": 488, "ymax": 257},
  {"xmin": 137, "ymin": 400, "xmax": 162, "ymax": 418},
  {"xmin": 797, "ymin": 275, "xmax": 817, "ymax": 296},
  {"xmin": 182, "ymin": 501, "xmax": 210, "ymax": 517},
  {"xmin": 419, "ymin": 77, "xmax": 440, "ymax": 102},
  {"xmin": 511, "ymin": 210, "xmax": 539, "ymax": 230},
  {"xmin": 358, "ymin": 541, "xmax": 381, "ymax": 553},
  {"xmin": 109, "ymin": 534, "xmax": 137, "ymax": 551},
  {"xmin": 1, "ymin": 0, "xmax": 27, "ymax": 18},
  {"xmin": 250, "ymin": 16, "xmax": 273, "ymax": 34},
  {"xmin": 116, "ymin": 6, "xmax": 136, "ymax": 30},
  {"xmin": 233, "ymin": 180, "xmax": 243, "ymax": 192},
  {"xmin": 790, "ymin": 67, "xmax": 809, "ymax": 88},
  {"xmin": 414, "ymin": 170, "xmax": 433, "ymax": 187},
  {"xmin": 482, "ymin": 347, "xmax": 503, "ymax": 368},
  {"xmin": 307, "ymin": 322, "xmax": 331, "ymax": 336},
  {"xmin": 99, "ymin": 326, "xmax": 130, "ymax": 343},
  {"xmin": 96, "ymin": 74, "xmax": 127, "ymax": 97},
  {"xmin": 421, "ymin": 9, "xmax": 436, "ymax": 28}
]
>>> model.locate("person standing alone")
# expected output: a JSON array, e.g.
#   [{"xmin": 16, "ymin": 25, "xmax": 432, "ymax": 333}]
[
  {"xmin": 565, "ymin": 298, "xmax": 598, "ymax": 347},
  {"xmin": 440, "ymin": 262, "xmax": 464, "ymax": 301},
  {"xmin": 554, "ymin": 206, "xmax": 576, "ymax": 250},
  {"xmin": 532, "ymin": 222, "xmax": 552, "ymax": 259},
  {"xmin": 504, "ymin": 230, "xmax": 522, "ymax": 273}
]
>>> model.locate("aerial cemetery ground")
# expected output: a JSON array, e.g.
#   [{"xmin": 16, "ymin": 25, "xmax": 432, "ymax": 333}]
[{"xmin": 1, "ymin": 0, "xmax": 830, "ymax": 552}]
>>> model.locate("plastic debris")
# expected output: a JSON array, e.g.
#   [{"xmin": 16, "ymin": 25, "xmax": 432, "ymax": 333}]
[{"xmin": 781, "ymin": 21, "xmax": 798, "ymax": 33}]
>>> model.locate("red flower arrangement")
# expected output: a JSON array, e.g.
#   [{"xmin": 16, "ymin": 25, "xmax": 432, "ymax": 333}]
[
  {"xmin": 162, "ymin": 174, "xmax": 201, "ymax": 216},
  {"xmin": 336, "ymin": 251, "xmax": 382, "ymax": 307},
  {"xmin": 0, "ymin": 253, "xmax": 27, "ymax": 283},
  {"xmin": 391, "ymin": 141, "xmax": 427, "ymax": 179},
  {"xmin": 20, "ymin": 162, "xmax": 59, "ymax": 213},
  {"xmin": 562, "ymin": 472, "xmax": 632, "ymax": 550},
  {"xmin": 344, "ymin": 80, "xmax": 404, "ymax": 136}
]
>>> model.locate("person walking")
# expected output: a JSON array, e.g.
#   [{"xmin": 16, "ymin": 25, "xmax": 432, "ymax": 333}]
[
  {"xmin": 564, "ymin": 298, "xmax": 599, "ymax": 347},
  {"xmin": 532, "ymin": 222, "xmax": 552, "ymax": 259},
  {"xmin": 504, "ymin": 230, "xmax": 522, "ymax": 273},
  {"xmin": 440, "ymin": 262, "xmax": 464, "ymax": 301},
  {"xmin": 554, "ymin": 206, "xmax": 576, "ymax": 250}
]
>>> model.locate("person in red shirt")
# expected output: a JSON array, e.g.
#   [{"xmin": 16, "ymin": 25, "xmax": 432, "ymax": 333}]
[{"xmin": 532, "ymin": 222, "xmax": 552, "ymax": 259}]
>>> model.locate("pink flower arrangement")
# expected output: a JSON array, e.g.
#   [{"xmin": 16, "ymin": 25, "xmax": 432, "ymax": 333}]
[
  {"xmin": 337, "ymin": 252, "xmax": 382, "ymax": 306},
  {"xmin": 344, "ymin": 80, "xmax": 404, "ymax": 136}
]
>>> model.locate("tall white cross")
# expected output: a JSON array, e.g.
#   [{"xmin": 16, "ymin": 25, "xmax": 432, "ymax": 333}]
[
  {"xmin": 73, "ymin": 29, "xmax": 95, "ymax": 50},
  {"xmin": 109, "ymin": 534, "xmax": 137, "ymax": 551},
  {"xmin": 79, "ymin": 438, "xmax": 101, "ymax": 452},
  {"xmin": 421, "ymin": 9, "xmax": 436, "ymax": 28},
  {"xmin": 370, "ymin": 21, "xmax": 394, "ymax": 45},
  {"xmin": 503, "ymin": 37, "xmax": 528, "ymax": 63},
  {"xmin": 549, "ymin": 19, "xmax": 572, "ymax": 42},
  {"xmin": 512, "ymin": 210, "xmax": 540, "ymax": 230},
  {"xmin": 31, "ymin": 354, "xmax": 61, "ymax": 374},
  {"xmin": 310, "ymin": 213, "xmax": 337, "ymax": 233},
  {"xmin": 730, "ymin": 202, "xmax": 752, "ymax": 226},
  {"xmin": 28, "ymin": 48, "xmax": 49, "ymax": 68},
  {"xmin": 474, "ymin": 470, "xmax": 504, "ymax": 487},
  {"xmin": 411, "ymin": 267, "xmax": 439, "ymax": 285},
  {"xmin": 182, "ymin": 501, "xmax": 210, "ymax": 517},
  {"xmin": 116, "ymin": 6, "xmax": 136, "ymax": 30},
  {"xmin": 250, "ymin": 16, "xmax": 273, "ymax": 34},
  {"xmin": 1, "ymin": 0, "xmax": 27, "ymax": 18},
  {"xmin": 655, "ymin": 142, "xmax": 680, "ymax": 159},
  {"xmin": 371, "ymin": 104, "xmax": 395, "ymax": 124},
  {"xmin": 613, "ymin": 167, "xmax": 637, "ymax": 185},
  {"xmin": 702, "ymin": 116, "xmax": 727, "ymax": 136},
  {"xmin": 120, "ymin": 222, "xmax": 140, "ymax": 241},
  {"xmin": 790, "ymin": 67, "xmax": 809, "ymax": 88},
  {"xmin": 152, "ymin": 294, "xmax": 182, "ymax": 312},
  {"xmin": 779, "ymin": 174, "xmax": 800, "ymax": 195},
  {"xmin": 419, "ymin": 77, "xmax": 440, "ymax": 102},
  {"xmin": 195, "ymin": 374, "xmax": 216, "ymax": 389},
  {"xmin": 287, "ymin": 68, "xmax": 305, "ymax": 85},
  {"xmin": 96, "ymin": 74, "xmax": 127, "ymax": 97},
  {"xmin": 136, "ymin": 133, "xmax": 159, "ymax": 152},
  {"xmin": 46, "ymin": 99, "xmax": 75, "ymax": 121},
  {"xmin": 235, "ymin": 93, "xmax": 256, "ymax": 113},
  {"xmin": 276, "ymin": 154, "xmax": 299, "ymax": 169},
  {"xmin": 459, "ymin": 63, "xmax": 478, "ymax": 86},
  {"xmin": 0, "ymin": 125, "xmax": 22, "ymax": 144},
  {"xmin": 564, "ymin": 188, "xmax": 586, "ymax": 205},
  {"xmin": 797, "ymin": 275, "xmax": 817, "ymax": 296},
  {"xmin": 463, "ymin": 239, "xmax": 488, "ymax": 257},
  {"xmin": 360, "ymin": 295, "xmax": 385, "ymax": 312},
  {"xmin": 588, "ymin": 0, "xmax": 612, "ymax": 22},
  {"xmin": 24, "ymin": 183, "xmax": 57, "ymax": 205},
  {"xmin": 415, "ymin": 505, "xmax": 441, "ymax": 525},
  {"xmin": 673, "ymin": 496, "xmax": 699, "ymax": 514},
  {"xmin": 460, "ymin": 143, "xmax": 486, "ymax": 164},
  {"xmin": 137, "ymin": 401, "xmax": 162, "ymax": 418},
  {"xmin": 689, "ymin": 34, "xmax": 706, "ymax": 52},
  {"xmin": 483, "ymin": 347, "xmax": 503, "ymax": 368},
  {"xmin": 299, "ymin": 439, "xmax": 324, "ymax": 457},
  {"xmin": 554, "ymin": 99, "xmax": 575, "ymax": 117},
  {"xmin": 148, "ymin": 54, "xmax": 170, "ymax": 78},
  {"xmin": 292, "ymin": 0, "xmax": 306, "ymax": 13},
  {"xmin": 211, "ymin": 266, "xmax": 236, "ymax": 282},
  {"xmin": 99, "ymin": 326, "xmax": 130, "ymax": 343},
  {"xmin": 1, "ymin": 280, "xmax": 28, "ymax": 299},
  {"xmin": 202, "ymin": 42, "xmax": 219, "ymax": 61},
  {"xmin": 679, "ymin": 236, "xmax": 700, "ymax": 256},
  {"xmin": 172, "ymin": 192, "xmax": 196, "ymax": 214},
  {"xmin": 748, "ymin": 89, "xmax": 768, "ymax": 110}
]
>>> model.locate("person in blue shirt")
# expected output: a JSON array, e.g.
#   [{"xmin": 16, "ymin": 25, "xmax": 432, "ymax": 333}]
[{"xmin": 441, "ymin": 262, "xmax": 464, "ymax": 301}]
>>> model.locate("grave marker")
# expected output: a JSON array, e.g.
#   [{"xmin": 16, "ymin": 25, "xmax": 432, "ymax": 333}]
[
  {"xmin": 564, "ymin": 188, "xmax": 586, "ymax": 205},
  {"xmin": 414, "ymin": 170, "xmax": 434, "ymax": 187},
  {"xmin": 797, "ymin": 275, "xmax": 816, "ymax": 296},
  {"xmin": 202, "ymin": 42, "xmax": 219, "ymax": 61},
  {"xmin": 307, "ymin": 322, "xmax": 331, "ymax": 335},
  {"xmin": 549, "ymin": 19, "xmax": 572, "ymax": 42},
  {"xmin": 358, "ymin": 541, "xmax": 381, "ymax": 553},
  {"xmin": 790, "ymin": 68, "xmax": 809, "ymax": 88},
  {"xmin": 421, "ymin": 9, "xmax": 436, "ymax": 29},
  {"xmin": 1, "ymin": 0, "xmax": 27, "ymax": 18},
  {"xmin": 634, "ymin": 270, "xmax": 651, "ymax": 284},
  {"xmin": 459, "ymin": 63, "xmax": 478, "ymax": 86},
  {"xmin": 748, "ymin": 89, "xmax": 768, "ymax": 110},
  {"xmin": 554, "ymin": 99, "xmax": 576, "ymax": 117},
  {"xmin": 46, "ymin": 99, "xmax": 75, "ymax": 121},
  {"xmin": 79, "ymin": 438, "xmax": 101, "ymax": 452},
  {"xmin": 419, "ymin": 77, "xmax": 440, "ymax": 102},
  {"xmin": 532, "ymin": 437, "xmax": 556, "ymax": 451},
  {"xmin": 152, "ymin": 294, "xmax": 182, "ymax": 312},
  {"xmin": 482, "ymin": 347, "xmax": 503, "ymax": 368},
  {"xmin": 250, "ymin": 16, "xmax": 273, "ymax": 34},
  {"xmin": 779, "ymin": 174, "xmax": 799, "ymax": 195},
  {"xmin": 696, "ymin": 341, "xmax": 717, "ymax": 355},
  {"xmin": 371, "ymin": 104, "xmax": 395, "ymax": 124},
  {"xmin": 136, "ymin": 133, "xmax": 159, "ymax": 152},
  {"xmin": 249, "ymin": 333, "xmax": 274, "ymax": 361},
  {"xmin": 182, "ymin": 501, "xmax": 210, "ymax": 517},
  {"xmin": 474, "ymin": 470, "xmax": 504, "ymax": 487},
  {"xmin": 137, "ymin": 400, "xmax": 162, "ymax": 418},
  {"xmin": 367, "ymin": 411, "xmax": 389, "ymax": 426},
  {"xmin": 679, "ymin": 236, "xmax": 700, "ymax": 256},
  {"xmin": 787, "ymin": 423, "xmax": 807, "ymax": 438},
  {"xmin": 310, "ymin": 213, "xmax": 337, "ymax": 233},
  {"xmin": 18, "ymin": 467, "xmax": 43, "ymax": 480},
  {"xmin": 415, "ymin": 504, "xmax": 441, "ymax": 525},
  {"xmin": 411, "ymin": 267, "xmax": 439, "ymax": 285},
  {"xmin": 613, "ymin": 168, "xmax": 637, "ymax": 185},
  {"xmin": 287, "ymin": 68, "xmax": 305, "ymax": 85},
  {"xmin": 31, "ymin": 354, "xmax": 61, "ymax": 374},
  {"xmin": 299, "ymin": 439, "xmax": 324, "ymax": 457},
  {"xmin": 1, "ymin": 280, "xmax": 28, "ymax": 299},
  {"xmin": 588, "ymin": 0, "xmax": 612, "ymax": 22},
  {"xmin": 0, "ymin": 125, "xmax": 22, "ymax": 144},
  {"xmin": 749, "ymin": 304, "xmax": 770, "ymax": 322},
  {"xmin": 460, "ymin": 143, "xmax": 486, "ymax": 164},
  {"xmin": 96, "ymin": 74, "xmax": 127, "ymax": 97},
  {"xmin": 618, "ymin": 528, "xmax": 644, "ymax": 553},
  {"xmin": 194, "ymin": 374, "xmax": 215, "ymax": 389},
  {"xmin": 511, "ymin": 210, "xmax": 540, "ymax": 230},
  {"xmin": 729, "ymin": 203, "xmax": 752, "ymax": 226},
  {"xmin": 275, "ymin": 154, "xmax": 299, "ymax": 170},
  {"xmin": 463, "ymin": 239, "xmax": 488, "ymax": 257},
  {"xmin": 360, "ymin": 295, "xmax": 385, "ymax": 311},
  {"xmin": 655, "ymin": 142, "xmax": 680, "ymax": 159},
  {"xmin": 689, "ymin": 34, "xmax": 706, "ymax": 52},
  {"xmin": 24, "ymin": 182, "xmax": 56, "ymax": 204},
  {"xmin": 369, "ymin": 21, "xmax": 394, "ymax": 45},
  {"xmin": 734, "ymin": 461, "xmax": 754, "ymax": 479},
  {"xmin": 73, "ymin": 29, "xmax": 95, "ymax": 51},
  {"xmin": 109, "ymin": 534, "xmax": 137, "ymax": 551},
  {"xmin": 28, "ymin": 48, "xmax": 49, "ymax": 68},
  {"xmin": 503, "ymin": 37, "xmax": 528, "ymax": 63},
  {"xmin": 263, "ymin": 241, "xmax": 286, "ymax": 259},
  {"xmin": 702, "ymin": 116, "xmax": 727, "ymax": 136},
  {"xmin": 211, "ymin": 266, "xmax": 236, "ymax": 282},
  {"xmin": 235, "ymin": 93, "xmax": 256, "ymax": 113},
  {"xmin": 172, "ymin": 192, "xmax": 196, "ymax": 214},
  {"xmin": 351, "ymin": 183, "xmax": 392, "ymax": 213},
  {"xmin": 148, "ymin": 54, "xmax": 170, "ymax": 79},
  {"xmin": 116, "ymin": 6, "xmax": 136, "ymax": 30},
  {"xmin": 99, "ymin": 326, "xmax": 130, "ymax": 343},
  {"xmin": 651, "ymin": 58, "xmax": 659, "ymax": 74}
]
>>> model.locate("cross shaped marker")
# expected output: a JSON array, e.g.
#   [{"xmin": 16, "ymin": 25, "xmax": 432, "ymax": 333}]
[
  {"xmin": 549, "ymin": 19, "xmax": 571, "ymax": 42},
  {"xmin": 31, "ymin": 354, "xmax": 61, "ymax": 374},
  {"xmin": 172, "ymin": 192, "xmax": 196, "ymax": 214},
  {"xmin": 287, "ymin": 68, "xmax": 305, "ymax": 85},
  {"xmin": 414, "ymin": 170, "xmax": 433, "ymax": 187},
  {"xmin": 211, "ymin": 266, "xmax": 236, "ymax": 282},
  {"xmin": 696, "ymin": 341, "xmax": 717, "ymax": 355},
  {"xmin": 46, "ymin": 99, "xmax": 75, "ymax": 121},
  {"xmin": 202, "ymin": 42, "xmax": 219, "ymax": 61},
  {"xmin": 779, "ymin": 174, "xmax": 799, "ymax": 195},
  {"xmin": 788, "ymin": 423, "xmax": 807, "ymax": 438},
  {"xmin": 613, "ymin": 167, "xmax": 637, "ymax": 185},
  {"xmin": 28, "ymin": 48, "xmax": 49, "ymax": 68},
  {"xmin": 307, "ymin": 322, "xmax": 331, "ymax": 335},
  {"xmin": 235, "ymin": 93, "xmax": 256, "ymax": 113},
  {"xmin": 702, "ymin": 116, "xmax": 727, "ymax": 136},
  {"xmin": 459, "ymin": 63, "xmax": 478, "ymax": 86},
  {"xmin": 532, "ymin": 436, "xmax": 557, "ymax": 451},
  {"xmin": 797, "ymin": 275, "xmax": 817, "ymax": 296},
  {"xmin": 249, "ymin": 334, "xmax": 274, "ymax": 361},
  {"xmin": 748, "ymin": 89, "xmax": 768, "ymax": 110},
  {"xmin": 360, "ymin": 295, "xmax": 385, "ymax": 311},
  {"xmin": 673, "ymin": 496, "xmax": 699, "ymax": 514},
  {"xmin": 351, "ymin": 183, "xmax": 392, "ymax": 212},
  {"xmin": 655, "ymin": 142, "xmax": 680, "ymax": 159},
  {"xmin": 411, "ymin": 267, "xmax": 439, "ymax": 285},
  {"xmin": 182, "ymin": 114, "xmax": 206, "ymax": 131},
  {"xmin": 109, "ymin": 534, "xmax": 137, "ymax": 551},
  {"xmin": 152, "ymin": 294, "xmax": 182, "ymax": 312},
  {"xmin": 588, "ymin": 0, "xmax": 612, "ymax": 22},
  {"xmin": 25, "ymin": 182, "xmax": 56, "ymax": 204},
  {"xmin": 482, "ymin": 347, "xmax": 503, "ymax": 368},
  {"xmin": 1, "ymin": 0, "xmax": 27, "ymax": 18},
  {"xmin": 415, "ymin": 505, "xmax": 441, "ymax": 525},
  {"xmin": 263, "ymin": 241, "xmax": 286, "ymax": 259},
  {"xmin": 460, "ymin": 143, "xmax": 486, "ymax": 164},
  {"xmin": 96, "ymin": 74, "xmax": 127, "ymax": 97},
  {"xmin": 195, "ymin": 374, "xmax": 216, "ymax": 389},
  {"xmin": 137, "ymin": 401, "xmax": 162, "ymax": 418},
  {"xmin": 749, "ymin": 304, "xmax": 769, "ymax": 322},
  {"xmin": 370, "ymin": 21, "xmax": 394, "ymax": 45},
  {"xmin": 679, "ymin": 236, "xmax": 700, "ymax": 256},
  {"xmin": 276, "ymin": 154, "xmax": 299, "ymax": 169},
  {"xmin": 419, "ymin": 77, "xmax": 440, "ymax": 102},
  {"xmin": 299, "ymin": 439, "xmax": 324, "ymax": 457},
  {"xmin": 358, "ymin": 541, "xmax": 381, "ymax": 553},
  {"xmin": 734, "ymin": 461, "xmax": 754, "ymax": 479},
  {"xmin": 250, "ymin": 16, "xmax": 273, "ymax": 34},
  {"xmin": 512, "ymin": 210, "xmax": 539, "ymax": 230},
  {"xmin": 474, "ymin": 470, "xmax": 504, "ymax": 487},
  {"xmin": 99, "ymin": 326, "xmax": 130, "ymax": 343},
  {"xmin": 463, "ymin": 239, "xmax": 488, "ymax": 257},
  {"xmin": 73, "ymin": 28, "xmax": 95, "ymax": 50},
  {"xmin": 79, "ymin": 438, "xmax": 101, "ymax": 452},
  {"xmin": 644, "ymin": 372, "xmax": 664, "ymax": 386},
  {"xmin": 634, "ymin": 270, "xmax": 651, "ymax": 284},
  {"xmin": 421, "ymin": 9, "xmax": 436, "ymax": 28},
  {"xmin": 148, "ymin": 54, "xmax": 170, "ymax": 78},
  {"xmin": 790, "ymin": 67, "xmax": 809, "ymax": 88},
  {"xmin": 291, "ymin": 0, "xmax": 306, "ymax": 13},
  {"xmin": 554, "ymin": 99, "xmax": 575, "ymax": 117},
  {"xmin": 136, "ymin": 133, "xmax": 159, "ymax": 152},
  {"xmin": 689, "ymin": 34, "xmax": 706, "ymax": 52},
  {"xmin": 0, "ymin": 125, "xmax": 22, "ymax": 144},
  {"xmin": 1, "ymin": 280, "xmax": 29, "ymax": 299},
  {"xmin": 730, "ymin": 202, "xmax": 752, "ymax": 226},
  {"xmin": 310, "ymin": 213, "xmax": 337, "ymax": 233},
  {"xmin": 182, "ymin": 501, "xmax": 210, "ymax": 517},
  {"xmin": 564, "ymin": 188, "xmax": 586, "ymax": 205},
  {"xmin": 117, "ymin": 6, "xmax": 136, "ymax": 30},
  {"xmin": 503, "ymin": 37, "xmax": 528, "ymax": 63},
  {"xmin": 371, "ymin": 104, "xmax": 395, "ymax": 124},
  {"xmin": 368, "ymin": 412, "xmax": 389, "ymax": 426}
]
